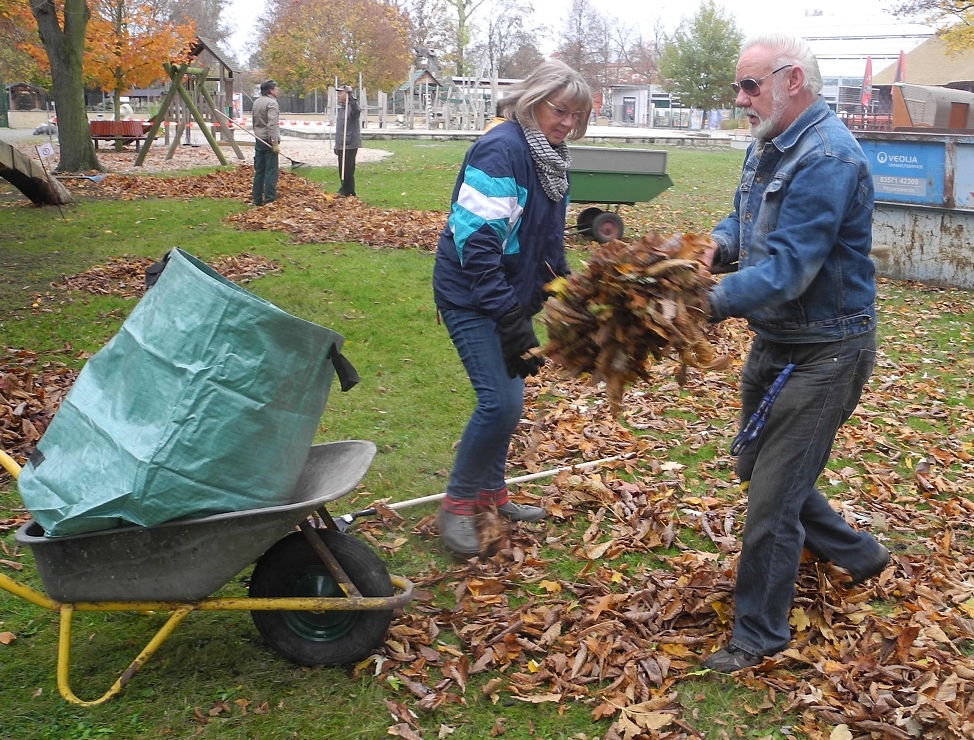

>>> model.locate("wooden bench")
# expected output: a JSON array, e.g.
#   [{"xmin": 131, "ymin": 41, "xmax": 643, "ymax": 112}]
[{"xmin": 89, "ymin": 120, "xmax": 150, "ymax": 152}]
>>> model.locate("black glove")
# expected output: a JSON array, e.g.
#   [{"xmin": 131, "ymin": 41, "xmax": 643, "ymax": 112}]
[{"xmin": 496, "ymin": 305, "xmax": 544, "ymax": 378}]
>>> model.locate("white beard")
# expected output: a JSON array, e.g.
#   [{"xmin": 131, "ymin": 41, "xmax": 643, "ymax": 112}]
[{"xmin": 748, "ymin": 83, "xmax": 789, "ymax": 140}]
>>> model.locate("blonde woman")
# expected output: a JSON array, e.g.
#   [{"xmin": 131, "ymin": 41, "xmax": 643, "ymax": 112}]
[{"xmin": 432, "ymin": 60, "xmax": 592, "ymax": 557}]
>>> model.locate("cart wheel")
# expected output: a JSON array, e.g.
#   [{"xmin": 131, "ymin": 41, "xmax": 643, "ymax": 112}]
[
  {"xmin": 249, "ymin": 529, "xmax": 393, "ymax": 666},
  {"xmin": 590, "ymin": 212, "xmax": 625, "ymax": 243},
  {"xmin": 575, "ymin": 206, "xmax": 603, "ymax": 236}
]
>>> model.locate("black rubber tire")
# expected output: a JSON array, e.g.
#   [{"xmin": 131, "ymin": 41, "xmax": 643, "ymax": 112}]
[
  {"xmin": 575, "ymin": 206, "xmax": 603, "ymax": 235},
  {"xmin": 249, "ymin": 529, "xmax": 394, "ymax": 666},
  {"xmin": 590, "ymin": 212, "xmax": 625, "ymax": 243}
]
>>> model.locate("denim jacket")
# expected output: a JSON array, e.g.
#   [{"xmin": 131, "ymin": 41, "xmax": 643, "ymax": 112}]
[{"xmin": 709, "ymin": 96, "xmax": 876, "ymax": 343}]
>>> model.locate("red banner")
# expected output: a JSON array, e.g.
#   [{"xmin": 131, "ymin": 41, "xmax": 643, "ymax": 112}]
[
  {"xmin": 861, "ymin": 56, "xmax": 873, "ymax": 108},
  {"xmin": 894, "ymin": 50, "xmax": 906, "ymax": 84}
]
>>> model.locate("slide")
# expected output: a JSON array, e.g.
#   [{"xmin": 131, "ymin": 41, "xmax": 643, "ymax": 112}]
[{"xmin": 0, "ymin": 139, "xmax": 73, "ymax": 205}]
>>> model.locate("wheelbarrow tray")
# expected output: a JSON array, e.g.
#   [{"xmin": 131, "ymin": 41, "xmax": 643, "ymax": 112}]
[
  {"xmin": 569, "ymin": 146, "xmax": 673, "ymax": 205},
  {"xmin": 15, "ymin": 440, "xmax": 376, "ymax": 603}
]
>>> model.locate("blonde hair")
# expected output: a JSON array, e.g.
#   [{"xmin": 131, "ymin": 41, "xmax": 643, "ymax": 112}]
[{"xmin": 503, "ymin": 60, "xmax": 592, "ymax": 141}]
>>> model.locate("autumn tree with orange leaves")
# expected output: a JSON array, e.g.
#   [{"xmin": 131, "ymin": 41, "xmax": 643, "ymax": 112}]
[
  {"xmin": 0, "ymin": 0, "xmax": 45, "ymax": 85},
  {"xmin": 259, "ymin": 0, "xmax": 411, "ymax": 96},
  {"xmin": 26, "ymin": 0, "xmax": 102, "ymax": 172},
  {"xmin": 85, "ymin": 0, "xmax": 195, "ymax": 122},
  {"xmin": 13, "ymin": 0, "xmax": 193, "ymax": 171}
]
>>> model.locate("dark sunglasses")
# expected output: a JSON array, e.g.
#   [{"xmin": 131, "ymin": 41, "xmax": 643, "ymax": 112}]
[{"xmin": 731, "ymin": 64, "xmax": 793, "ymax": 96}]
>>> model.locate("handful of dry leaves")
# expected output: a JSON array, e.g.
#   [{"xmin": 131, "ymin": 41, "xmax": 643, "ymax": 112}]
[{"xmin": 542, "ymin": 233, "xmax": 731, "ymax": 413}]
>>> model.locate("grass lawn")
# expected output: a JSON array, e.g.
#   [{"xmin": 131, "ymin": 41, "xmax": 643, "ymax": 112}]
[{"xmin": 1, "ymin": 138, "xmax": 972, "ymax": 740}]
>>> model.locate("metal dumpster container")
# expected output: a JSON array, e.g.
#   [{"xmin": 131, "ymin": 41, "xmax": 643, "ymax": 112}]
[{"xmin": 855, "ymin": 131, "xmax": 974, "ymax": 288}]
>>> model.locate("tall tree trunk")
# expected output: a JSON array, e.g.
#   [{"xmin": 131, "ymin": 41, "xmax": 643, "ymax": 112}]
[{"xmin": 30, "ymin": 0, "xmax": 103, "ymax": 173}]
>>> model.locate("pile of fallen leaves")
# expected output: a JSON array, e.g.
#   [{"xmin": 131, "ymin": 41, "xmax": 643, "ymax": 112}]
[
  {"xmin": 0, "ymin": 349, "xmax": 76, "ymax": 473},
  {"xmin": 51, "ymin": 252, "xmax": 281, "ymax": 298},
  {"xmin": 90, "ymin": 167, "xmax": 444, "ymax": 250},
  {"xmin": 543, "ymin": 233, "xmax": 731, "ymax": 413},
  {"xmin": 4, "ymin": 246, "xmax": 974, "ymax": 739},
  {"xmin": 350, "ymin": 357, "xmax": 974, "ymax": 740}
]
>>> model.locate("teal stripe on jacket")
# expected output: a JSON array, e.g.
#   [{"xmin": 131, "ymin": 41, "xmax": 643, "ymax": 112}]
[{"xmin": 448, "ymin": 164, "xmax": 527, "ymax": 264}]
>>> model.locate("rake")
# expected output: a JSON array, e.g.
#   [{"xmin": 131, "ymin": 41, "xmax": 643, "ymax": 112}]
[
  {"xmin": 333, "ymin": 454, "xmax": 634, "ymax": 532},
  {"xmin": 213, "ymin": 110, "xmax": 309, "ymax": 170}
]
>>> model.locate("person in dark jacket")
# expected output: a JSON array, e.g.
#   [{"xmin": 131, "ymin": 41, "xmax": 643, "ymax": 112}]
[
  {"xmin": 432, "ymin": 60, "xmax": 592, "ymax": 557},
  {"xmin": 251, "ymin": 79, "xmax": 280, "ymax": 206},
  {"xmin": 335, "ymin": 85, "xmax": 361, "ymax": 196},
  {"xmin": 699, "ymin": 34, "xmax": 889, "ymax": 673}
]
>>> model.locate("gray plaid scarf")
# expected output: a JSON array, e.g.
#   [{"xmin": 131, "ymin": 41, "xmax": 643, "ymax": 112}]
[{"xmin": 520, "ymin": 123, "xmax": 571, "ymax": 202}]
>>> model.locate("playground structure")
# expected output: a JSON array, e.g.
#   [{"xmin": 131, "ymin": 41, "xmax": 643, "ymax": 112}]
[
  {"xmin": 134, "ymin": 61, "xmax": 245, "ymax": 168},
  {"xmin": 341, "ymin": 76, "xmax": 493, "ymax": 133}
]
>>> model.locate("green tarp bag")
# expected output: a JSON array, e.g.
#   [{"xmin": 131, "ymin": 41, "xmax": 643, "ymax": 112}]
[{"xmin": 18, "ymin": 248, "xmax": 354, "ymax": 537}]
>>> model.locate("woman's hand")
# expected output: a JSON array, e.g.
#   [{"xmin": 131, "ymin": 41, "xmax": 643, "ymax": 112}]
[{"xmin": 496, "ymin": 306, "xmax": 544, "ymax": 378}]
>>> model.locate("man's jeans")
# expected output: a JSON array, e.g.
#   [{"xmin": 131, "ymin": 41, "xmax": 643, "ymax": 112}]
[
  {"xmin": 440, "ymin": 307, "xmax": 524, "ymax": 501},
  {"xmin": 729, "ymin": 329, "xmax": 885, "ymax": 656},
  {"xmin": 252, "ymin": 141, "xmax": 278, "ymax": 205}
]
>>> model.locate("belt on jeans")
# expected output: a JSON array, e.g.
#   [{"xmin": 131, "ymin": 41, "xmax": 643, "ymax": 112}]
[{"xmin": 729, "ymin": 363, "xmax": 796, "ymax": 455}]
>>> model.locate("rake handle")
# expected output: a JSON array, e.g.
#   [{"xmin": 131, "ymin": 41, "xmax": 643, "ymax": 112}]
[
  {"xmin": 336, "ymin": 453, "xmax": 633, "ymax": 527},
  {"xmin": 212, "ymin": 110, "xmax": 303, "ymax": 166}
]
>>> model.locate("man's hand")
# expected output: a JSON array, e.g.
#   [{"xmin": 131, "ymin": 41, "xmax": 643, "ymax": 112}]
[
  {"xmin": 271, "ymin": 142, "xmax": 280, "ymax": 153},
  {"xmin": 700, "ymin": 239, "xmax": 719, "ymax": 271}
]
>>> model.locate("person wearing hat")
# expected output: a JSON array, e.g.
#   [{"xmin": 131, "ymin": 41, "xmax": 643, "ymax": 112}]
[
  {"xmin": 335, "ymin": 85, "xmax": 361, "ymax": 197},
  {"xmin": 252, "ymin": 79, "xmax": 281, "ymax": 206}
]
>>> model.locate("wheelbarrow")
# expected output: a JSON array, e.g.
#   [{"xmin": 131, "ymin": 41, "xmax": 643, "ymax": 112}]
[
  {"xmin": 568, "ymin": 146, "xmax": 674, "ymax": 243},
  {"xmin": 0, "ymin": 441, "xmax": 413, "ymax": 706}
]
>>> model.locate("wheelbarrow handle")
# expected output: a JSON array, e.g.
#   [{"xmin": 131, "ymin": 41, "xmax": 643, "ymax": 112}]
[{"xmin": 0, "ymin": 448, "xmax": 22, "ymax": 479}]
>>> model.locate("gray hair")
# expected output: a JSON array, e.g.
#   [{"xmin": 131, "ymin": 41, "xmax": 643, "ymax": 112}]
[
  {"xmin": 742, "ymin": 34, "xmax": 823, "ymax": 95},
  {"xmin": 260, "ymin": 79, "xmax": 278, "ymax": 96},
  {"xmin": 503, "ymin": 60, "xmax": 592, "ymax": 140}
]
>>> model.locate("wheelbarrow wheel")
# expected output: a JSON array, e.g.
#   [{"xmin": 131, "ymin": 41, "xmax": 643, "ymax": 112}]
[
  {"xmin": 590, "ymin": 212, "xmax": 624, "ymax": 244},
  {"xmin": 249, "ymin": 529, "xmax": 394, "ymax": 666},
  {"xmin": 575, "ymin": 206, "xmax": 603, "ymax": 236}
]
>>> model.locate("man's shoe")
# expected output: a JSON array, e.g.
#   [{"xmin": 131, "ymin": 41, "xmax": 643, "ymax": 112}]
[
  {"xmin": 846, "ymin": 545, "xmax": 890, "ymax": 587},
  {"xmin": 497, "ymin": 501, "xmax": 546, "ymax": 522},
  {"xmin": 437, "ymin": 509, "xmax": 480, "ymax": 557},
  {"xmin": 702, "ymin": 645, "xmax": 763, "ymax": 673}
]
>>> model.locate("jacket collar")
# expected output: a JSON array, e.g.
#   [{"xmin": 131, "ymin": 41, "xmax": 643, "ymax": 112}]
[{"xmin": 770, "ymin": 95, "xmax": 831, "ymax": 151}]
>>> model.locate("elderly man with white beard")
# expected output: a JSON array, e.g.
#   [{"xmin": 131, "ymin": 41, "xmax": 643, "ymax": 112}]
[{"xmin": 698, "ymin": 34, "xmax": 890, "ymax": 673}]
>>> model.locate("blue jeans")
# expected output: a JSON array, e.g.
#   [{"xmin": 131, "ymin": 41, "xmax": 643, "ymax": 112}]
[
  {"xmin": 440, "ymin": 307, "xmax": 524, "ymax": 501},
  {"xmin": 252, "ymin": 141, "xmax": 278, "ymax": 205},
  {"xmin": 729, "ymin": 329, "xmax": 884, "ymax": 656}
]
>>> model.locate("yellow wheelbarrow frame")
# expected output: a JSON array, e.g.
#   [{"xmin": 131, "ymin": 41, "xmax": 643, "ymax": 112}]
[{"xmin": 0, "ymin": 444, "xmax": 413, "ymax": 707}]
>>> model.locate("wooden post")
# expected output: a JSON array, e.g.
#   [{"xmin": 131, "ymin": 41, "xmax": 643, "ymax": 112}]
[
  {"xmin": 135, "ymin": 62, "xmax": 189, "ymax": 167},
  {"xmin": 197, "ymin": 77, "xmax": 245, "ymax": 160},
  {"xmin": 177, "ymin": 69, "xmax": 229, "ymax": 166},
  {"xmin": 408, "ymin": 66, "xmax": 415, "ymax": 129}
]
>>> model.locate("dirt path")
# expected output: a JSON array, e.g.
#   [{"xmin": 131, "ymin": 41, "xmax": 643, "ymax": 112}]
[{"xmin": 6, "ymin": 136, "xmax": 391, "ymax": 175}]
